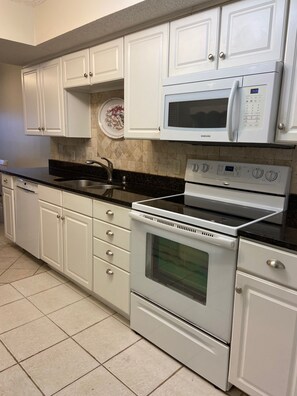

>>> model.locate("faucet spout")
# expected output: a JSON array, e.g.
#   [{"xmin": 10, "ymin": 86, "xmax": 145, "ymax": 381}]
[{"xmin": 85, "ymin": 159, "xmax": 113, "ymax": 183}]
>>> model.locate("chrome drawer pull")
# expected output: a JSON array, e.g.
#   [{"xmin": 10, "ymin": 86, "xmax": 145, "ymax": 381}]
[
  {"xmin": 106, "ymin": 268, "xmax": 114, "ymax": 275},
  {"xmin": 106, "ymin": 210, "xmax": 114, "ymax": 216},
  {"xmin": 106, "ymin": 250, "xmax": 114, "ymax": 256},
  {"xmin": 106, "ymin": 230, "xmax": 114, "ymax": 236},
  {"xmin": 266, "ymin": 259, "xmax": 286, "ymax": 270}
]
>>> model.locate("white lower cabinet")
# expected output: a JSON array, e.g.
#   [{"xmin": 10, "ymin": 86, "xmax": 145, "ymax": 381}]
[
  {"xmin": 2, "ymin": 177, "xmax": 15, "ymax": 242},
  {"xmin": 93, "ymin": 200, "xmax": 131, "ymax": 316},
  {"xmin": 229, "ymin": 239, "xmax": 297, "ymax": 396},
  {"xmin": 39, "ymin": 186, "xmax": 92, "ymax": 290}
]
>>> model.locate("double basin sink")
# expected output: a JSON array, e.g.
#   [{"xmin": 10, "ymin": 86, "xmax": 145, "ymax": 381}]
[{"xmin": 54, "ymin": 177, "xmax": 121, "ymax": 191}]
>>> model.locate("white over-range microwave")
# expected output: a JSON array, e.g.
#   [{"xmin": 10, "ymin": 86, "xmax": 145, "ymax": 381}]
[{"xmin": 160, "ymin": 61, "xmax": 282, "ymax": 143}]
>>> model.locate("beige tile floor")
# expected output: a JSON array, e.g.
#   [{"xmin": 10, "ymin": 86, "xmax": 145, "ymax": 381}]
[{"xmin": 0, "ymin": 223, "xmax": 248, "ymax": 396}]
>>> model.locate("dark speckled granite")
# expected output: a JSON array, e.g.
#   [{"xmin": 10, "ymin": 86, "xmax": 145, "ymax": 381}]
[
  {"xmin": 2, "ymin": 160, "xmax": 184, "ymax": 208},
  {"xmin": 238, "ymin": 202, "xmax": 297, "ymax": 252}
]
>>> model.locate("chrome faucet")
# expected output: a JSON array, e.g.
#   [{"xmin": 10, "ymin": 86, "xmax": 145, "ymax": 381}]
[{"xmin": 85, "ymin": 158, "xmax": 113, "ymax": 183}]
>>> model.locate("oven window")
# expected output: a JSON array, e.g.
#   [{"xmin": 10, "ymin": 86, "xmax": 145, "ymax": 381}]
[
  {"xmin": 145, "ymin": 234, "xmax": 209, "ymax": 304},
  {"xmin": 168, "ymin": 98, "xmax": 228, "ymax": 128}
]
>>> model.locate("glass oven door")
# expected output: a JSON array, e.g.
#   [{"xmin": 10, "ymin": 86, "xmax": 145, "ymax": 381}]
[{"xmin": 130, "ymin": 211, "xmax": 238, "ymax": 343}]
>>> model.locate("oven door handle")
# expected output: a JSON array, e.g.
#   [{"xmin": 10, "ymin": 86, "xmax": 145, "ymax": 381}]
[
  {"xmin": 130, "ymin": 211, "xmax": 237, "ymax": 250},
  {"xmin": 226, "ymin": 79, "xmax": 239, "ymax": 142}
]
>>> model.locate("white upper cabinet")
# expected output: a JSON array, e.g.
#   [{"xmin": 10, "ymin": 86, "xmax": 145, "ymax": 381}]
[
  {"xmin": 169, "ymin": 0, "xmax": 287, "ymax": 76},
  {"xmin": 22, "ymin": 58, "xmax": 90, "ymax": 138},
  {"xmin": 276, "ymin": 0, "xmax": 297, "ymax": 143},
  {"xmin": 169, "ymin": 9, "xmax": 220, "ymax": 76},
  {"xmin": 124, "ymin": 24, "xmax": 169, "ymax": 139},
  {"xmin": 62, "ymin": 38, "xmax": 124, "ymax": 88},
  {"xmin": 22, "ymin": 59, "xmax": 64, "ymax": 136},
  {"xmin": 219, "ymin": 0, "xmax": 287, "ymax": 69}
]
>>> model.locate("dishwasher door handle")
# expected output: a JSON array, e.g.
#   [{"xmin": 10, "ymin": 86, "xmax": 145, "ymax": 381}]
[{"xmin": 16, "ymin": 186, "xmax": 37, "ymax": 194}]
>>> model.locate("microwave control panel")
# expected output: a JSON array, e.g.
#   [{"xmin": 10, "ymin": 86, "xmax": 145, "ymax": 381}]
[{"xmin": 241, "ymin": 86, "xmax": 266, "ymax": 129}]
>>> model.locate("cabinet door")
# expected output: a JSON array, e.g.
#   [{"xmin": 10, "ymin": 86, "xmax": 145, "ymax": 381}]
[
  {"xmin": 93, "ymin": 257, "xmax": 130, "ymax": 316},
  {"xmin": 21, "ymin": 66, "xmax": 42, "ymax": 136},
  {"xmin": 276, "ymin": 0, "xmax": 297, "ymax": 142},
  {"xmin": 229, "ymin": 271, "xmax": 297, "ymax": 396},
  {"xmin": 62, "ymin": 49, "xmax": 90, "ymax": 88},
  {"xmin": 90, "ymin": 38, "xmax": 124, "ymax": 84},
  {"xmin": 124, "ymin": 24, "xmax": 169, "ymax": 139},
  {"xmin": 2, "ymin": 187, "xmax": 15, "ymax": 242},
  {"xmin": 39, "ymin": 58, "xmax": 65, "ymax": 136},
  {"xmin": 169, "ymin": 9, "xmax": 220, "ymax": 76},
  {"xmin": 219, "ymin": 0, "xmax": 287, "ymax": 69},
  {"xmin": 63, "ymin": 209, "xmax": 92, "ymax": 290},
  {"xmin": 39, "ymin": 201, "xmax": 63, "ymax": 272}
]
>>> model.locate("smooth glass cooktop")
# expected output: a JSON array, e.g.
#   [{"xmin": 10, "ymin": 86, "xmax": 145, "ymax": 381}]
[{"xmin": 135, "ymin": 194, "xmax": 276, "ymax": 228}]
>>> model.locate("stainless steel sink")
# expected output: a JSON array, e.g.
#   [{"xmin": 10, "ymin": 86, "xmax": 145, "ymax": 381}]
[{"xmin": 54, "ymin": 178, "xmax": 121, "ymax": 190}]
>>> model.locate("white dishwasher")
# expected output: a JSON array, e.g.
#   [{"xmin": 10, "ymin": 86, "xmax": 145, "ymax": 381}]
[{"xmin": 15, "ymin": 178, "xmax": 40, "ymax": 258}]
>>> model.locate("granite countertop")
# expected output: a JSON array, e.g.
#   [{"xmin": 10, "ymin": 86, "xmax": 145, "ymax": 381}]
[
  {"xmin": 2, "ymin": 159, "xmax": 297, "ymax": 252},
  {"xmin": 1, "ymin": 159, "xmax": 184, "ymax": 208},
  {"xmin": 238, "ymin": 198, "xmax": 297, "ymax": 252}
]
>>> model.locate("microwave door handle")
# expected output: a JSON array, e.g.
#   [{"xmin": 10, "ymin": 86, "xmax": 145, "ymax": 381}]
[{"xmin": 226, "ymin": 80, "xmax": 239, "ymax": 142}]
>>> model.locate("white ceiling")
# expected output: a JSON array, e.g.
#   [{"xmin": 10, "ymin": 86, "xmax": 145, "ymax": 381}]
[{"xmin": 1, "ymin": 0, "xmax": 219, "ymax": 66}]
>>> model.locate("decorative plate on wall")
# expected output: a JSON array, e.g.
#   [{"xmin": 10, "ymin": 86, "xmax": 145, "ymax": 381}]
[{"xmin": 98, "ymin": 98, "xmax": 124, "ymax": 139}]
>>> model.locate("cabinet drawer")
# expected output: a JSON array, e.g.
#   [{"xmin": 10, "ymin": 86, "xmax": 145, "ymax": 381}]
[
  {"xmin": 238, "ymin": 239, "xmax": 297, "ymax": 290},
  {"xmin": 93, "ymin": 200, "xmax": 130, "ymax": 229},
  {"xmin": 93, "ymin": 237, "xmax": 130, "ymax": 272},
  {"xmin": 1, "ymin": 174, "xmax": 14, "ymax": 189},
  {"xmin": 93, "ymin": 256, "xmax": 130, "ymax": 316},
  {"xmin": 93, "ymin": 219, "xmax": 130, "ymax": 251},
  {"xmin": 39, "ymin": 185, "xmax": 62, "ymax": 206},
  {"xmin": 63, "ymin": 191, "xmax": 92, "ymax": 216}
]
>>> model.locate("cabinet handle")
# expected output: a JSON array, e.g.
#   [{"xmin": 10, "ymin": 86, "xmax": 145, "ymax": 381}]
[
  {"xmin": 38, "ymin": 127, "xmax": 42, "ymax": 131},
  {"xmin": 41, "ymin": 127, "xmax": 45, "ymax": 131},
  {"xmin": 57, "ymin": 215, "xmax": 60, "ymax": 219},
  {"xmin": 106, "ymin": 268, "xmax": 114, "ymax": 275},
  {"xmin": 89, "ymin": 72, "xmax": 93, "ymax": 77},
  {"xmin": 235, "ymin": 287, "xmax": 242, "ymax": 294},
  {"xmin": 61, "ymin": 216, "xmax": 65, "ymax": 221},
  {"xmin": 266, "ymin": 259, "xmax": 286, "ymax": 270},
  {"xmin": 278, "ymin": 123, "xmax": 285, "ymax": 131},
  {"xmin": 3, "ymin": 178, "xmax": 8, "ymax": 183},
  {"xmin": 83, "ymin": 73, "xmax": 88, "ymax": 78},
  {"xmin": 219, "ymin": 51, "xmax": 225, "ymax": 59},
  {"xmin": 208, "ymin": 53, "xmax": 215, "ymax": 61},
  {"xmin": 106, "ymin": 250, "xmax": 113, "ymax": 256},
  {"xmin": 106, "ymin": 230, "xmax": 114, "ymax": 236},
  {"xmin": 106, "ymin": 210, "xmax": 114, "ymax": 216}
]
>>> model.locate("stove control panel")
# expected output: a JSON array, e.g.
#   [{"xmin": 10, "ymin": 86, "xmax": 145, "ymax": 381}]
[{"xmin": 186, "ymin": 159, "xmax": 291, "ymax": 195}]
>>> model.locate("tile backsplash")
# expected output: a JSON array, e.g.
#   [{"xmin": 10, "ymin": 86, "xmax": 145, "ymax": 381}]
[{"xmin": 50, "ymin": 89, "xmax": 297, "ymax": 194}]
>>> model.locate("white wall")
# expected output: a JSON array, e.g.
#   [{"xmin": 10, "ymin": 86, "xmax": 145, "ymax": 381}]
[
  {"xmin": 0, "ymin": 0, "xmax": 35, "ymax": 44},
  {"xmin": 34, "ymin": 0, "xmax": 144, "ymax": 44},
  {"xmin": 0, "ymin": 63, "xmax": 50, "ymax": 167},
  {"xmin": 0, "ymin": 0, "xmax": 144, "ymax": 45}
]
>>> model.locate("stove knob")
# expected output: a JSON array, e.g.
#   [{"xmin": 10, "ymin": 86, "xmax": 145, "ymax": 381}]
[
  {"xmin": 201, "ymin": 163, "xmax": 209, "ymax": 173},
  {"xmin": 265, "ymin": 170, "xmax": 278, "ymax": 182},
  {"xmin": 252, "ymin": 167, "xmax": 264, "ymax": 179},
  {"xmin": 192, "ymin": 163, "xmax": 199, "ymax": 172}
]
